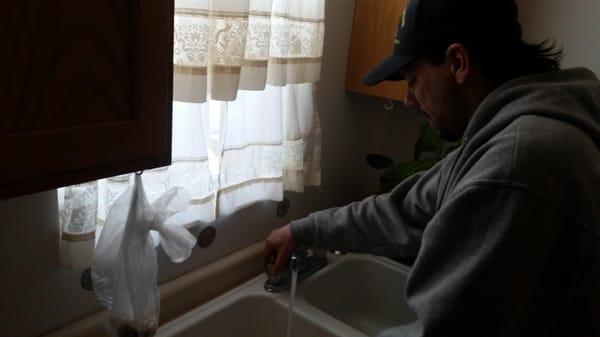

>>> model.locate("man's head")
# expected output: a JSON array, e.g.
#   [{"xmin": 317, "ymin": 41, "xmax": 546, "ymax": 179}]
[
  {"xmin": 364, "ymin": 0, "xmax": 562, "ymax": 140},
  {"xmin": 400, "ymin": 43, "xmax": 488, "ymax": 141}
]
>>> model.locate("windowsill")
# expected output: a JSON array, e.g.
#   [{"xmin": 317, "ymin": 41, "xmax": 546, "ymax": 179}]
[{"xmin": 42, "ymin": 241, "xmax": 265, "ymax": 337}]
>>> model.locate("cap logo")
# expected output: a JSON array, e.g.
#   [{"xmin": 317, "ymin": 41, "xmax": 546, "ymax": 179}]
[{"xmin": 401, "ymin": 8, "xmax": 407, "ymax": 28}]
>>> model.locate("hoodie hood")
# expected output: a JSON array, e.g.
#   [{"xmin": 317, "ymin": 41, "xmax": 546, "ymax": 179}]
[
  {"xmin": 464, "ymin": 67, "xmax": 600, "ymax": 147},
  {"xmin": 436, "ymin": 67, "xmax": 600, "ymax": 229}
]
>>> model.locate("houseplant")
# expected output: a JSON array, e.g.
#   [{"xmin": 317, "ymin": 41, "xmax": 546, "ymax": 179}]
[{"xmin": 367, "ymin": 123, "xmax": 460, "ymax": 193}]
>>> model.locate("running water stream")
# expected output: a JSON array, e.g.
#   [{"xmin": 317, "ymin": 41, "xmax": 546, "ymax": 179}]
[{"xmin": 286, "ymin": 269, "xmax": 299, "ymax": 337}]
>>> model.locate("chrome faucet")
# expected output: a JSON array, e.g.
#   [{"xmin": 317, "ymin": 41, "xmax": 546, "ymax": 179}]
[{"xmin": 264, "ymin": 247, "xmax": 328, "ymax": 293}]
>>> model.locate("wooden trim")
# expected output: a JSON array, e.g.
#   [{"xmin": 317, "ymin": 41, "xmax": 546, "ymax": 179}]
[{"xmin": 0, "ymin": 155, "xmax": 171, "ymax": 201}]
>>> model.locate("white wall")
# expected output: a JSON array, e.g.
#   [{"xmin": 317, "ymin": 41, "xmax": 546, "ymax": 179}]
[
  {"xmin": 517, "ymin": 0, "xmax": 600, "ymax": 76},
  {"xmin": 0, "ymin": 1, "xmax": 423, "ymax": 336}
]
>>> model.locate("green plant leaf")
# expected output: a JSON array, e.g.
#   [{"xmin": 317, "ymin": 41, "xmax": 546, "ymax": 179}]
[
  {"xmin": 379, "ymin": 159, "xmax": 437, "ymax": 192},
  {"xmin": 413, "ymin": 138, "xmax": 437, "ymax": 161},
  {"xmin": 419, "ymin": 123, "xmax": 442, "ymax": 152},
  {"xmin": 366, "ymin": 154, "xmax": 395, "ymax": 169}
]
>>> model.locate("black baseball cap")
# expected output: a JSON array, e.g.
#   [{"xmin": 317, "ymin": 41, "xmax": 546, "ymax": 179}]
[{"xmin": 363, "ymin": 0, "xmax": 523, "ymax": 85}]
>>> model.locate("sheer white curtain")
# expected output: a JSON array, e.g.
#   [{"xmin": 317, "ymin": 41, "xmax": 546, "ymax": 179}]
[
  {"xmin": 174, "ymin": 0, "xmax": 324, "ymax": 102},
  {"xmin": 58, "ymin": 0, "xmax": 324, "ymax": 270}
]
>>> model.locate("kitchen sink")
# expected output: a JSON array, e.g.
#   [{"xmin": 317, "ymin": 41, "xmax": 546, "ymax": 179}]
[
  {"xmin": 158, "ymin": 295, "xmax": 341, "ymax": 337},
  {"xmin": 301, "ymin": 255, "xmax": 417, "ymax": 336},
  {"xmin": 158, "ymin": 254, "xmax": 416, "ymax": 337}
]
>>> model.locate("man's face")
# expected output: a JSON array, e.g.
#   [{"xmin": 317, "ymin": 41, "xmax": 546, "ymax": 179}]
[{"xmin": 402, "ymin": 57, "xmax": 467, "ymax": 141}]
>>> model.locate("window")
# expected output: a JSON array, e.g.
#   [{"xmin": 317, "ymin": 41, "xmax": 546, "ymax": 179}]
[{"xmin": 58, "ymin": 0, "xmax": 325, "ymax": 270}]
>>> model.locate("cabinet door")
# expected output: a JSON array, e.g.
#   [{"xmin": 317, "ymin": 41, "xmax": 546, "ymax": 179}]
[
  {"xmin": 346, "ymin": 0, "xmax": 408, "ymax": 101},
  {"xmin": 0, "ymin": 0, "xmax": 173, "ymax": 200}
]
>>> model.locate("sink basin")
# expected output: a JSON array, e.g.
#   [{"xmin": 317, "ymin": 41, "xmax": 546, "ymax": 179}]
[
  {"xmin": 158, "ymin": 254, "xmax": 416, "ymax": 337},
  {"xmin": 158, "ymin": 295, "xmax": 342, "ymax": 337},
  {"xmin": 301, "ymin": 255, "xmax": 417, "ymax": 336}
]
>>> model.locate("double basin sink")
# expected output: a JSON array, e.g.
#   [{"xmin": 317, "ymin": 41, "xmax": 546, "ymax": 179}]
[{"xmin": 157, "ymin": 253, "xmax": 417, "ymax": 337}]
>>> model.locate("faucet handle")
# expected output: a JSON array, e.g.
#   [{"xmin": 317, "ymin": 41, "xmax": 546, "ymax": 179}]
[
  {"xmin": 290, "ymin": 251, "xmax": 305, "ymax": 272},
  {"xmin": 265, "ymin": 248, "xmax": 305, "ymax": 285},
  {"xmin": 264, "ymin": 247, "xmax": 328, "ymax": 293},
  {"xmin": 265, "ymin": 254, "xmax": 283, "ymax": 285}
]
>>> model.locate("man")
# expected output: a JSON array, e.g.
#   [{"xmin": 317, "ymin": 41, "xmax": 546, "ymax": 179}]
[{"xmin": 265, "ymin": 0, "xmax": 600, "ymax": 335}]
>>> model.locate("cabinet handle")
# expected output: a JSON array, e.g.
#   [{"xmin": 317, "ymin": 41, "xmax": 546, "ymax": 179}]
[{"xmin": 384, "ymin": 99, "xmax": 394, "ymax": 111}]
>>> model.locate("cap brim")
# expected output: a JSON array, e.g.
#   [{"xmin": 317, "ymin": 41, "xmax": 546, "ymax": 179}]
[{"xmin": 362, "ymin": 54, "xmax": 416, "ymax": 86}]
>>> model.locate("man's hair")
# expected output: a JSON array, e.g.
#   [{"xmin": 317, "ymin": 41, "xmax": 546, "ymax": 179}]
[{"xmin": 425, "ymin": 38, "xmax": 564, "ymax": 86}]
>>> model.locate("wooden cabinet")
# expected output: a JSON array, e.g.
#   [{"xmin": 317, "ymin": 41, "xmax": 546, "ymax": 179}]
[
  {"xmin": 345, "ymin": 0, "xmax": 409, "ymax": 101},
  {"xmin": 0, "ymin": 0, "xmax": 174, "ymax": 200}
]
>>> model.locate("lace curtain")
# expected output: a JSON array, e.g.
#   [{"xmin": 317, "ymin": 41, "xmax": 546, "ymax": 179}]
[
  {"xmin": 58, "ymin": 0, "xmax": 324, "ymax": 270},
  {"xmin": 174, "ymin": 0, "xmax": 324, "ymax": 102}
]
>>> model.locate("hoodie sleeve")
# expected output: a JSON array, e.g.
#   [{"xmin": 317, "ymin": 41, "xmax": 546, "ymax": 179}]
[
  {"xmin": 290, "ymin": 162, "xmax": 441, "ymax": 259},
  {"xmin": 407, "ymin": 181, "xmax": 598, "ymax": 337}
]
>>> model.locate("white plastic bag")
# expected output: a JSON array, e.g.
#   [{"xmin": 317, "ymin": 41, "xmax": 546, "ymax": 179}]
[{"xmin": 92, "ymin": 175, "xmax": 196, "ymax": 337}]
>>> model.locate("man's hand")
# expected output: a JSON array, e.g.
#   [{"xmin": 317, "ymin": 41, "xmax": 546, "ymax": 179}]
[{"xmin": 264, "ymin": 224, "xmax": 296, "ymax": 275}]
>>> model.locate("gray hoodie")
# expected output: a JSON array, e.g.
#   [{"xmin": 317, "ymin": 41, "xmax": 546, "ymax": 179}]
[{"xmin": 291, "ymin": 68, "xmax": 600, "ymax": 337}]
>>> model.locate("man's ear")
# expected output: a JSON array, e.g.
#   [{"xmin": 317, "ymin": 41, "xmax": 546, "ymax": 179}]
[{"xmin": 446, "ymin": 43, "xmax": 470, "ymax": 84}]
